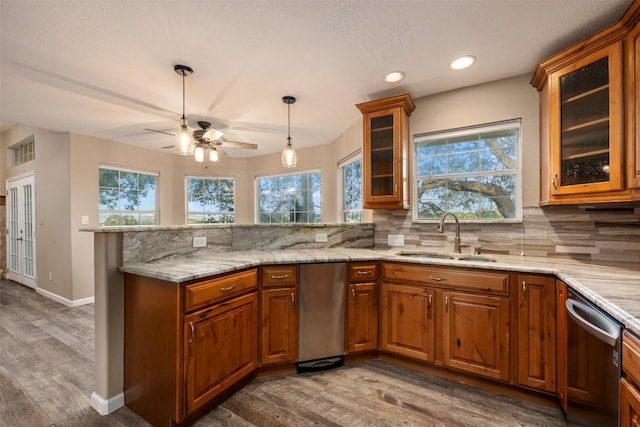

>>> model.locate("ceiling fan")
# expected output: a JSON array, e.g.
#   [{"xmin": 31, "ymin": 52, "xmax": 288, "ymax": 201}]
[{"xmin": 144, "ymin": 64, "xmax": 258, "ymax": 161}]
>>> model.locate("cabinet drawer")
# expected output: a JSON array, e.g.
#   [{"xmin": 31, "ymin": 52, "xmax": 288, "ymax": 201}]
[
  {"xmin": 381, "ymin": 262, "xmax": 509, "ymax": 295},
  {"xmin": 185, "ymin": 269, "xmax": 257, "ymax": 312},
  {"xmin": 623, "ymin": 330, "xmax": 640, "ymax": 387},
  {"xmin": 349, "ymin": 263, "xmax": 378, "ymax": 282},
  {"xmin": 262, "ymin": 265, "xmax": 297, "ymax": 287}
]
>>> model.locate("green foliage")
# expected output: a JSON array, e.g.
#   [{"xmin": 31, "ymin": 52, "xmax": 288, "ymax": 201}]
[
  {"xmin": 257, "ymin": 172, "xmax": 321, "ymax": 223},
  {"xmin": 99, "ymin": 168, "xmax": 157, "ymax": 226},
  {"xmin": 187, "ymin": 177, "xmax": 235, "ymax": 223}
]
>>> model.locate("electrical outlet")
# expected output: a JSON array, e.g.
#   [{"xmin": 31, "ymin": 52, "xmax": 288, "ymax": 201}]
[
  {"xmin": 49, "ymin": 272, "xmax": 53, "ymax": 281},
  {"xmin": 193, "ymin": 236, "xmax": 207, "ymax": 248},
  {"xmin": 81, "ymin": 215, "xmax": 89, "ymax": 225},
  {"xmin": 315, "ymin": 233, "xmax": 328, "ymax": 243},
  {"xmin": 388, "ymin": 234, "xmax": 405, "ymax": 247}
]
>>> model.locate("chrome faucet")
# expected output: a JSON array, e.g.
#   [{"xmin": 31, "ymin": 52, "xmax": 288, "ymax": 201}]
[{"xmin": 437, "ymin": 211, "xmax": 462, "ymax": 253}]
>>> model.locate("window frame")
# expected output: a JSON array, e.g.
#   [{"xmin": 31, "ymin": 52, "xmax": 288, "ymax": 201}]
[
  {"xmin": 412, "ymin": 119, "xmax": 522, "ymax": 223},
  {"xmin": 12, "ymin": 136, "xmax": 35, "ymax": 166},
  {"xmin": 255, "ymin": 169, "xmax": 322, "ymax": 224},
  {"xmin": 98, "ymin": 165, "xmax": 159, "ymax": 226},
  {"xmin": 185, "ymin": 176, "xmax": 236, "ymax": 224},
  {"xmin": 337, "ymin": 152, "xmax": 363, "ymax": 223}
]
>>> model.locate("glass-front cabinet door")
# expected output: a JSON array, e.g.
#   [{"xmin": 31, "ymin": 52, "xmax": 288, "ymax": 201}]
[
  {"xmin": 548, "ymin": 43, "xmax": 623, "ymax": 196},
  {"xmin": 357, "ymin": 93, "xmax": 415, "ymax": 209}
]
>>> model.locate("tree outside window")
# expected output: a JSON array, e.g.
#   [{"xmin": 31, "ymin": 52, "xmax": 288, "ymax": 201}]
[
  {"xmin": 341, "ymin": 157, "xmax": 362, "ymax": 223},
  {"xmin": 186, "ymin": 177, "xmax": 235, "ymax": 224},
  {"xmin": 257, "ymin": 171, "xmax": 321, "ymax": 223},
  {"xmin": 414, "ymin": 120, "xmax": 520, "ymax": 221},
  {"xmin": 99, "ymin": 167, "xmax": 157, "ymax": 225}
]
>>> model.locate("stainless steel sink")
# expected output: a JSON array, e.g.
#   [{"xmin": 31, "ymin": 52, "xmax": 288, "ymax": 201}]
[
  {"xmin": 456, "ymin": 255, "xmax": 497, "ymax": 262},
  {"xmin": 396, "ymin": 251, "xmax": 497, "ymax": 262},
  {"xmin": 396, "ymin": 251, "xmax": 455, "ymax": 259}
]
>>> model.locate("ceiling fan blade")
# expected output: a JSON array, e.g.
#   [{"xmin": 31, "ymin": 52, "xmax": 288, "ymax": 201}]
[
  {"xmin": 145, "ymin": 128, "xmax": 175, "ymax": 137},
  {"xmin": 217, "ymin": 140, "xmax": 258, "ymax": 149},
  {"xmin": 216, "ymin": 146, "xmax": 228, "ymax": 156},
  {"xmin": 161, "ymin": 145, "xmax": 174, "ymax": 149},
  {"xmin": 203, "ymin": 128, "xmax": 224, "ymax": 141}
]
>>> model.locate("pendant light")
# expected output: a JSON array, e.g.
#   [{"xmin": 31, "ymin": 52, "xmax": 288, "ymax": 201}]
[
  {"xmin": 281, "ymin": 95, "xmax": 297, "ymax": 168},
  {"xmin": 174, "ymin": 64, "xmax": 194, "ymax": 155}
]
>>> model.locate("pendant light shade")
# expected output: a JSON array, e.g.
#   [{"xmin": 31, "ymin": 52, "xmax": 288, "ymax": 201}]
[
  {"xmin": 281, "ymin": 95, "xmax": 297, "ymax": 168},
  {"xmin": 194, "ymin": 145, "xmax": 205, "ymax": 162},
  {"xmin": 174, "ymin": 65, "xmax": 194, "ymax": 155}
]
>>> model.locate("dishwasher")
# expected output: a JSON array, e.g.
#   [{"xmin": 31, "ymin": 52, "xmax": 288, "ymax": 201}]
[
  {"xmin": 297, "ymin": 262, "xmax": 345, "ymax": 373},
  {"xmin": 566, "ymin": 289, "xmax": 622, "ymax": 427}
]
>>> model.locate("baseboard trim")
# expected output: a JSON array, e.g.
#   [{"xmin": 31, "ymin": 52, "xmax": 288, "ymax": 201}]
[
  {"xmin": 36, "ymin": 287, "xmax": 95, "ymax": 307},
  {"xmin": 90, "ymin": 391, "xmax": 124, "ymax": 415}
]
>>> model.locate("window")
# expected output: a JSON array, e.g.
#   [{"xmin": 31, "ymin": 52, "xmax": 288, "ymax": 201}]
[
  {"xmin": 414, "ymin": 119, "xmax": 521, "ymax": 221},
  {"xmin": 257, "ymin": 171, "xmax": 321, "ymax": 223},
  {"xmin": 186, "ymin": 177, "xmax": 235, "ymax": 223},
  {"xmin": 98, "ymin": 167, "xmax": 158, "ymax": 226},
  {"xmin": 13, "ymin": 137, "xmax": 35, "ymax": 166},
  {"xmin": 339, "ymin": 156, "xmax": 363, "ymax": 223}
]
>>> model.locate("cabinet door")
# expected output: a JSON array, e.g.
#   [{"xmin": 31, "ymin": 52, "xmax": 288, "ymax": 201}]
[
  {"xmin": 517, "ymin": 274, "xmax": 556, "ymax": 392},
  {"xmin": 556, "ymin": 280, "xmax": 568, "ymax": 413},
  {"xmin": 620, "ymin": 378, "xmax": 640, "ymax": 427},
  {"xmin": 442, "ymin": 291, "xmax": 510, "ymax": 381},
  {"xmin": 346, "ymin": 282, "xmax": 378, "ymax": 353},
  {"xmin": 261, "ymin": 287, "xmax": 298, "ymax": 365},
  {"xmin": 632, "ymin": 24, "xmax": 640, "ymax": 189},
  {"xmin": 357, "ymin": 93, "xmax": 415, "ymax": 209},
  {"xmin": 548, "ymin": 42, "xmax": 624, "ymax": 197},
  {"xmin": 380, "ymin": 282, "xmax": 435, "ymax": 362},
  {"xmin": 184, "ymin": 292, "xmax": 258, "ymax": 414}
]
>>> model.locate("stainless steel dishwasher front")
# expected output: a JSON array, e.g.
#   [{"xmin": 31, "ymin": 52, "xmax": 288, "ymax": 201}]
[{"xmin": 297, "ymin": 262, "xmax": 346, "ymax": 372}]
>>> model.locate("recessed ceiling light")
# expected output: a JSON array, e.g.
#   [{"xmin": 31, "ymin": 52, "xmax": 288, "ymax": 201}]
[
  {"xmin": 450, "ymin": 56, "xmax": 475, "ymax": 70},
  {"xmin": 385, "ymin": 71, "xmax": 405, "ymax": 83}
]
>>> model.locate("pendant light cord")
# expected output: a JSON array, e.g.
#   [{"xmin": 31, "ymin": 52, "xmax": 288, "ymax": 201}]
[{"xmin": 181, "ymin": 70, "xmax": 186, "ymax": 121}]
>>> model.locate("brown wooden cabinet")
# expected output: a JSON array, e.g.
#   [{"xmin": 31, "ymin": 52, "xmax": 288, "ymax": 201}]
[
  {"xmin": 184, "ymin": 292, "xmax": 258, "ymax": 414},
  {"xmin": 356, "ymin": 93, "xmax": 415, "ymax": 209},
  {"xmin": 532, "ymin": 1, "xmax": 640, "ymax": 204},
  {"xmin": 346, "ymin": 262, "xmax": 378, "ymax": 354},
  {"xmin": 516, "ymin": 274, "xmax": 556, "ymax": 392},
  {"xmin": 621, "ymin": 331, "xmax": 640, "ymax": 427},
  {"xmin": 380, "ymin": 282, "xmax": 435, "ymax": 362},
  {"xmin": 629, "ymin": 16, "xmax": 640, "ymax": 190},
  {"xmin": 441, "ymin": 290, "xmax": 510, "ymax": 381},
  {"xmin": 260, "ymin": 265, "xmax": 298, "ymax": 365},
  {"xmin": 123, "ymin": 269, "xmax": 258, "ymax": 426},
  {"xmin": 556, "ymin": 280, "xmax": 568, "ymax": 413}
]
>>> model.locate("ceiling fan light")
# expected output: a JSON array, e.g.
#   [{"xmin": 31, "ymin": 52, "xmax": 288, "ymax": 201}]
[
  {"xmin": 194, "ymin": 145, "xmax": 205, "ymax": 162},
  {"xmin": 209, "ymin": 147, "xmax": 219, "ymax": 162},
  {"xmin": 281, "ymin": 138, "xmax": 297, "ymax": 168}
]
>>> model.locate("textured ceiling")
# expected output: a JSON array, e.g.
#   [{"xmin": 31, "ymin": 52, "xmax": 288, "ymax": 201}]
[{"xmin": 0, "ymin": 0, "xmax": 632, "ymax": 157}]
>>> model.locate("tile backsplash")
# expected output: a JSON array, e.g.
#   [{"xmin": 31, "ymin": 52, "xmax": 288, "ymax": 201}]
[{"xmin": 373, "ymin": 204, "xmax": 640, "ymax": 264}]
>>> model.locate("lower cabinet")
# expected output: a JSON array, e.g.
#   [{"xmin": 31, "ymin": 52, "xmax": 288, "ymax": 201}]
[
  {"xmin": 380, "ymin": 283, "xmax": 435, "ymax": 362},
  {"xmin": 260, "ymin": 287, "xmax": 298, "ymax": 365},
  {"xmin": 442, "ymin": 291, "xmax": 510, "ymax": 381},
  {"xmin": 621, "ymin": 331, "xmax": 640, "ymax": 426},
  {"xmin": 516, "ymin": 274, "xmax": 556, "ymax": 392},
  {"xmin": 184, "ymin": 292, "xmax": 258, "ymax": 414},
  {"xmin": 556, "ymin": 280, "xmax": 568, "ymax": 412},
  {"xmin": 346, "ymin": 282, "xmax": 378, "ymax": 353}
]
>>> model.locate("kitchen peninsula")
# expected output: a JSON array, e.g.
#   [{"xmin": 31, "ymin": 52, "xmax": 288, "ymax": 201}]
[{"xmin": 85, "ymin": 223, "xmax": 640, "ymax": 425}]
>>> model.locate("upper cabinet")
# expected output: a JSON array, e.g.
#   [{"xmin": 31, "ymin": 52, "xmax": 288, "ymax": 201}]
[
  {"xmin": 531, "ymin": 1, "xmax": 640, "ymax": 205},
  {"xmin": 356, "ymin": 93, "xmax": 415, "ymax": 209}
]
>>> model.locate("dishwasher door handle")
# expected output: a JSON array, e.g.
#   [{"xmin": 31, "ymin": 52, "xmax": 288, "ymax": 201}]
[{"xmin": 566, "ymin": 298, "xmax": 620, "ymax": 346}]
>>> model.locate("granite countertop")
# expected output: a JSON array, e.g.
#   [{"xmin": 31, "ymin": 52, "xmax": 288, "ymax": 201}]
[{"xmin": 120, "ymin": 248, "xmax": 640, "ymax": 337}]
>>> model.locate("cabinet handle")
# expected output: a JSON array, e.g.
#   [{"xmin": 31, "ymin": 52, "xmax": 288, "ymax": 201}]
[
  {"xmin": 552, "ymin": 174, "xmax": 558, "ymax": 190},
  {"xmin": 522, "ymin": 280, "xmax": 527, "ymax": 300},
  {"xmin": 427, "ymin": 294, "xmax": 433, "ymax": 312},
  {"xmin": 188, "ymin": 321, "xmax": 194, "ymax": 344},
  {"xmin": 271, "ymin": 274, "xmax": 288, "ymax": 280},
  {"xmin": 356, "ymin": 270, "xmax": 371, "ymax": 275},
  {"xmin": 445, "ymin": 296, "xmax": 449, "ymax": 313},
  {"xmin": 351, "ymin": 288, "xmax": 356, "ymax": 303},
  {"xmin": 394, "ymin": 184, "xmax": 398, "ymax": 193},
  {"xmin": 291, "ymin": 292, "xmax": 295, "ymax": 308},
  {"xmin": 429, "ymin": 276, "xmax": 446, "ymax": 282},
  {"xmin": 220, "ymin": 284, "xmax": 236, "ymax": 292}
]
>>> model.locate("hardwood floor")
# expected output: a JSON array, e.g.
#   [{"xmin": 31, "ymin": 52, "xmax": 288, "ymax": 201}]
[{"xmin": 0, "ymin": 280, "xmax": 567, "ymax": 426}]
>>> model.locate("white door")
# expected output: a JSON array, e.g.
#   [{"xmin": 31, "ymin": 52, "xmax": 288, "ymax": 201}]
[{"xmin": 6, "ymin": 175, "xmax": 36, "ymax": 288}]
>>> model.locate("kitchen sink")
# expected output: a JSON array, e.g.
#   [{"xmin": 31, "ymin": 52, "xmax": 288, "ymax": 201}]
[
  {"xmin": 396, "ymin": 251, "xmax": 497, "ymax": 262},
  {"xmin": 396, "ymin": 251, "xmax": 455, "ymax": 259}
]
